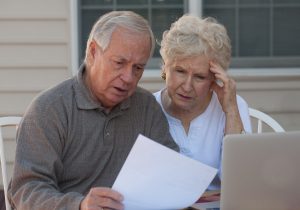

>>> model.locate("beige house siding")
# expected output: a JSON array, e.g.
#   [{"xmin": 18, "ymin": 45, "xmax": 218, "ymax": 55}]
[
  {"xmin": 0, "ymin": 0, "xmax": 72, "ymax": 186},
  {"xmin": 234, "ymin": 73, "xmax": 300, "ymax": 132},
  {"xmin": 0, "ymin": 0, "xmax": 299, "ymax": 189}
]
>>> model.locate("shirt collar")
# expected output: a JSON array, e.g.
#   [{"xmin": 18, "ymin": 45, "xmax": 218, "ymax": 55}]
[{"xmin": 72, "ymin": 64, "xmax": 131, "ymax": 111}]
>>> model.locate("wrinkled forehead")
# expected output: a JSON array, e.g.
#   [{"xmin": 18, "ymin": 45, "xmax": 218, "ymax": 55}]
[
  {"xmin": 110, "ymin": 26, "xmax": 151, "ymax": 48},
  {"xmin": 104, "ymin": 27, "xmax": 151, "ymax": 63},
  {"xmin": 166, "ymin": 54, "xmax": 210, "ymax": 67}
]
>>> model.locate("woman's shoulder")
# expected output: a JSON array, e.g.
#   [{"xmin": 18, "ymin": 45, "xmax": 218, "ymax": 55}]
[
  {"xmin": 153, "ymin": 89, "xmax": 162, "ymax": 100},
  {"xmin": 236, "ymin": 95, "xmax": 249, "ymax": 108}
]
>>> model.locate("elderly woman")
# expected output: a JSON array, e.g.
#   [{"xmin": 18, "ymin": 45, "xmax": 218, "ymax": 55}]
[{"xmin": 154, "ymin": 15, "xmax": 252, "ymax": 190}]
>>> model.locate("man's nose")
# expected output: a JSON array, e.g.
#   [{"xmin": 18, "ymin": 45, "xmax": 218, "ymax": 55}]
[{"xmin": 120, "ymin": 66, "xmax": 134, "ymax": 83}]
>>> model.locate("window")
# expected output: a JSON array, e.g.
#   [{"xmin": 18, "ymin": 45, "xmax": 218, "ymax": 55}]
[
  {"xmin": 78, "ymin": 0, "xmax": 187, "ymax": 68},
  {"xmin": 78, "ymin": 0, "xmax": 300, "ymax": 69},
  {"xmin": 203, "ymin": 0, "xmax": 300, "ymax": 68}
]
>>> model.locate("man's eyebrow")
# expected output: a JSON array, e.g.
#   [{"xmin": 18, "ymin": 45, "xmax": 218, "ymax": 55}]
[
  {"xmin": 111, "ymin": 55, "xmax": 125, "ymax": 60},
  {"xmin": 173, "ymin": 65, "xmax": 185, "ymax": 69}
]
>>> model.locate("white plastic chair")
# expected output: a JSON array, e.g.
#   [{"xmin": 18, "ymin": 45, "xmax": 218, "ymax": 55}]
[
  {"xmin": 249, "ymin": 108, "xmax": 285, "ymax": 133},
  {"xmin": 0, "ymin": 116, "xmax": 22, "ymax": 210}
]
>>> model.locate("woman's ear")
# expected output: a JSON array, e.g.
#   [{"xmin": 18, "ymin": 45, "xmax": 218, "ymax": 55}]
[
  {"xmin": 161, "ymin": 60, "xmax": 167, "ymax": 80},
  {"xmin": 161, "ymin": 67, "xmax": 167, "ymax": 80}
]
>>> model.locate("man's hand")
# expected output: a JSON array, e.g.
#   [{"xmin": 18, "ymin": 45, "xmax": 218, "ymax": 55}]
[{"xmin": 80, "ymin": 187, "xmax": 124, "ymax": 210}]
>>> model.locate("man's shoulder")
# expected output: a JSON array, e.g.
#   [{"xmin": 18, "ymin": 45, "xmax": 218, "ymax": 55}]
[
  {"xmin": 32, "ymin": 77, "xmax": 74, "ymax": 108},
  {"xmin": 134, "ymin": 86, "xmax": 155, "ymax": 100},
  {"xmin": 135, "ymin": 86, "xmax": 151, "ymax": 94},
  {"xmin": 130, "ymin": 86, "xmax": 161, "ymax": 109}
]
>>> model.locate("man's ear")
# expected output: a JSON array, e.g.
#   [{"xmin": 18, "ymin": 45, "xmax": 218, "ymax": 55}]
[
  {"xmin": 89, "ymin": 41, "xmax": 97, "ymax": 60},
  {"xmin": 86, "ymin": 41, "xmax": 98, "ymax": 67}
]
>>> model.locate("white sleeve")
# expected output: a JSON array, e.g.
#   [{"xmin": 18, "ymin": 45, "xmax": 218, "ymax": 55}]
[{"xmin": 237, "ymin": 95, "xmax": 252, "ymax": 133}]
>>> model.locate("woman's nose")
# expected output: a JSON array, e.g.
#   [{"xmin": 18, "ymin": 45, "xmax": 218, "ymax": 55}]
[{"xmin": 182, "ymin": 76, "xmax": 193, "ymax": 92}]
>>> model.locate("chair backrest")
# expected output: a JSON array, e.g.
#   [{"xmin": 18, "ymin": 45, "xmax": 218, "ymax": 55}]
[
  {"xmin": 0, "ymin": 116, "xmax": 22, "ymax": 210},
  {"xmin": 249, "ymin": 108, "xmax": 285, "ymax": 133}
]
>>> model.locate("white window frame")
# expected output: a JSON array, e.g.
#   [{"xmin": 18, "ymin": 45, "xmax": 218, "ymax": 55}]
[{"xmin": 70, "ymin": 0, "xmax": 79, "ymax": 75}]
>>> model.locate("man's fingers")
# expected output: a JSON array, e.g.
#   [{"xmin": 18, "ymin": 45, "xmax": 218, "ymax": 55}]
[
  {"xmin": 91, "ymin": 187, "xmax": 124, "ymax": 202},
  {"xmin": 81, "ymin": 187, "xmax": 124, "ymax": 210}
]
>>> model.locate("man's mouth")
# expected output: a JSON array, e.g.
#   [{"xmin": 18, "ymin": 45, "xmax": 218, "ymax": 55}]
[{"xmin": 114, "ymin": 87, "xmax": 128, "ymax": 95}]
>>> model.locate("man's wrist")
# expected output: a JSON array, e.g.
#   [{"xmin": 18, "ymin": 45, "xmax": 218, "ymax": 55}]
[{"xmin": 240, "ymin": 129, "xmax": 247, "ymax": 134}]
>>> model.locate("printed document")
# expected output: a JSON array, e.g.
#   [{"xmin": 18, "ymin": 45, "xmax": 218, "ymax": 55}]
[{"xmin": 112, "ymin": 134, "xmax": 217, "ymax": 210}]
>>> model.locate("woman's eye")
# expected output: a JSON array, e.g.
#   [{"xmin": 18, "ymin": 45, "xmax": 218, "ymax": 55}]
[
  {"xmin": 197, "ymin": 76, "xmax": 205, "ymax": 80},
  {"xmin": 194, "ymin": 75, "xmax": 207, "ymax": 82}
]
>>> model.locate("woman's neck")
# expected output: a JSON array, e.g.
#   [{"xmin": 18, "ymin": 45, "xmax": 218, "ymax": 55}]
[{"xmin": 161, "ymin": 89, "xmax": 212, "ymax": 134}]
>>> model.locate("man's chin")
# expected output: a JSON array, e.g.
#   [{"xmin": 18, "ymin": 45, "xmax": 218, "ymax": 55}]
[{"xmin": 108, "ymin": 95, "xmax": 129, "ymax": 106}]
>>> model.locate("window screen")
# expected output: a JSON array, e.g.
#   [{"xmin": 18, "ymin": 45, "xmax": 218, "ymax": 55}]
[
  {"xmin": 203, "ymin": 0, "xmax": 300, "ymax": 68},
  {"xmin": 78, "ymin": 0, "xmax": 186, "ymax": 68}
]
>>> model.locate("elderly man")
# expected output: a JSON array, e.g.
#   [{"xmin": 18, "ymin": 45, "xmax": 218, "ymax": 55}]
[{"xmin": 8, "ymin": 11, "xmax": 178, "ymax": 210}]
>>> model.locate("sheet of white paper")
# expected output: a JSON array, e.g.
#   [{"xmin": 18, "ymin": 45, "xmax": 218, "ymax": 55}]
[{"xmin": 112, "ymin": 134, "xmax": 217, "ymax": 210}]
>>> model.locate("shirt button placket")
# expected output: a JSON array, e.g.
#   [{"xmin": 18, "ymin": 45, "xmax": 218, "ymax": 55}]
[{"xmin": 103, "ymin": 118, "xmax": 112, "ymax": 145}]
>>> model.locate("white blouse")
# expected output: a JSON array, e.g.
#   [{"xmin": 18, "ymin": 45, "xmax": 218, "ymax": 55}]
[{"xmin": 154, "ymin": 89, "xmax": 252, "ymax": 190}]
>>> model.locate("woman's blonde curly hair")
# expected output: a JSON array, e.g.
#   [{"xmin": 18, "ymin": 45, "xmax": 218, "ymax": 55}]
[{"xmin": 160, "ymin": 15, "xmax": 231, "ymax": 80}]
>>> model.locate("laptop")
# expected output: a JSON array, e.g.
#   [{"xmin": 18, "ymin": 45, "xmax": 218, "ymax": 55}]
[{"xmin": 220, "ymin": 131, "xmax": 300, "ymax": 210}]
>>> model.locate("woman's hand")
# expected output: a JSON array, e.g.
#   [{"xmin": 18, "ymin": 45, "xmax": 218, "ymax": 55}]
[
  {"xmin": 209, "ymin": 61, "xmax": 244, "ymax": 134},
  {"xmin": 209, "ymin": 61, "xmax": 238, "ymax": 114}
]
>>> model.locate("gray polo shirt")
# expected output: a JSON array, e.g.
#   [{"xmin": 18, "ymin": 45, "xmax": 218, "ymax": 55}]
[{"xmin": 8, "ymin": 65, "xmax": 178, "ymax": 210}]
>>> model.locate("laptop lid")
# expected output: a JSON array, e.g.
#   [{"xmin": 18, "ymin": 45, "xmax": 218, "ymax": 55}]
[{"xmin": 221, "ymin": 131, "xmax": 300, "ymax": 210}]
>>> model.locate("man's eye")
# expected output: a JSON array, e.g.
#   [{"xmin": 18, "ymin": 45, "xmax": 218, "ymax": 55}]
[
  {"xmin": 175, "ymin": 69, "xmax": 184, "ymax": 73},
  {"xmin": 136, "ymin": 67, "xmax": 143, "ymax": 71},
  {"xmin": 115, "ymin": 61, "xmax": 123, "ymax": 65},
  {"xmin": 133, "ymin": 66, "xmax": 144, "ymax": 76}
]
